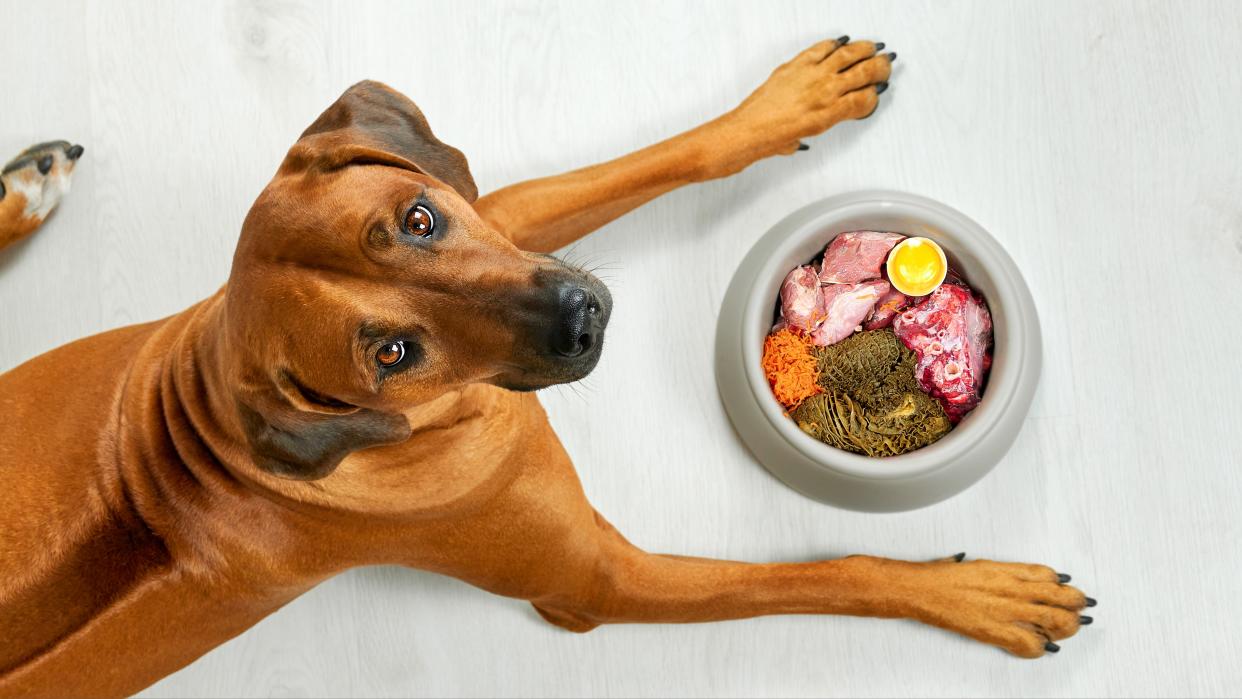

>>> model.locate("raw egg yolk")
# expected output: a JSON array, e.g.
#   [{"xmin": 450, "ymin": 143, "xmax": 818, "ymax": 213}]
[{"xmin": 887, "ymin": 237, "xmax": 947, "ymax": 296}]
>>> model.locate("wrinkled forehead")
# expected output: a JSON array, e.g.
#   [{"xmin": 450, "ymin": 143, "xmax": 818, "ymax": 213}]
[
  {"xmin": 234, "ymin": 79, "xmax": 480, "ymax": 265},
  {"xmin": 244, "ymin": 166, "xmax": 457, "ymax": 256},
  {"xmin": 306, "ymin": 163, "xmax": 475, "ymax": 216},
  {"xmin": 286, "ymin": 161, "xmax": 430, "ymax": 208}
]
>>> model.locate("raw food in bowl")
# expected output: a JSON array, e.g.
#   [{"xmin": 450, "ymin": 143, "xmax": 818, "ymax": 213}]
[{"xmin": 762, "ymin": 230, "xmax": 994, "ymax": 457}]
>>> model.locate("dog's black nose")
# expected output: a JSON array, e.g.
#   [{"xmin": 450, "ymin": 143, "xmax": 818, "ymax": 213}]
[
  {"xmin": 66, "ymin": 144, "xmax": 85, "ymax": 161},
  {"xmin": 552, "ymin": 283, "xmax": 605, "ymax": 358}
]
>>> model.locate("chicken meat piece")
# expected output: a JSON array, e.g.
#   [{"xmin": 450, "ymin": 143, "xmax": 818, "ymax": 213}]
[
  {"xmin": 778, "ymin": 265, "xmax": 827, "ymax": 332},
  {"xmin": 819, "ymin": 231, "xmax": 905, "ymax": 284},
  {"xmin": 862, "ymin": 286, "xmax": 909, "ymax": 330},
  {"xmin": 810, "ymin": 280, "xmax": 889, "ymax": 346}
]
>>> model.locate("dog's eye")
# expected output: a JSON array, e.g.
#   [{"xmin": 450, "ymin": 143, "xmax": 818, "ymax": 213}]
[
  {"xmin": 376, "ymin": 341, "xmax": 405, "ymax": 368},
  {"xmin": 404, "ymin": 205, "xmax": 435, "ymax": 238}
]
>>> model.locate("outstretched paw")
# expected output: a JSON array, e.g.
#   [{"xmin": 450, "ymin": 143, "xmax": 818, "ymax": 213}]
[
  {"xmin": 707, "ymin": 36, "xmax": 895, "ymax": 177},
  {"xmin": 906, "ymin": 556, "xmax": 1096, "ymax": 658},
  {"xmin": 0, "ymin": 140, "xmax": 84, "ymax": 249}
]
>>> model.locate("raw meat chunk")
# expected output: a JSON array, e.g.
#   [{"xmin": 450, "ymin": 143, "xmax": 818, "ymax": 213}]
[
  {"xmin": 779, "ymin": 265, "xmax": 827, "ymax": 331},
  {"xmin": 819, "ymin": 231, "xmax": 905, "ymax": 284},
  {"xmin": 810, "ymin": 280, "xmax": 889, "ymax": 346},
  {"xmin": 863, "ymin": 286, "xmax": 908, "ymax": 330},
  {"xmin": 891, "ymin": 283, "xmax": 993, "ymax": 422}
]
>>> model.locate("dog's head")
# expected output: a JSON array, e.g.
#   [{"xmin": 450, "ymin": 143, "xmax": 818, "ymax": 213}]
[{"xmin": 225, "ymin": 81, "xmax": 611, "ymax": 480}]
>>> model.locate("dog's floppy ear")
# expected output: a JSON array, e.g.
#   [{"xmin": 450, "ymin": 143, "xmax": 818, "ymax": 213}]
[
  {"xmin": 287, "ymin": 80, "xmax": 478, "ymax": 202},
  {"xmin": 236, "ymin": 372, "xmax": 412, "ymax": 481}
]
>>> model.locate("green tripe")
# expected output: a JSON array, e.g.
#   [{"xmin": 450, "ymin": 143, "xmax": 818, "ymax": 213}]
[{"xmin": 790, "ymin": 330, "xmax": 951, "ymax": 458}]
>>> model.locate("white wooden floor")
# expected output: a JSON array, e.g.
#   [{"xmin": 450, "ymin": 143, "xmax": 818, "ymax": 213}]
[{"xmin": 3, "ymin": 1, "xmax": 1240, "ymax": 696}]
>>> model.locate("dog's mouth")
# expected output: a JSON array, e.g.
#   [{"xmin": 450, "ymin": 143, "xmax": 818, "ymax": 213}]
[{"xmin": 494, "ymin": 341, "xmax": 606, "ymax": 392}]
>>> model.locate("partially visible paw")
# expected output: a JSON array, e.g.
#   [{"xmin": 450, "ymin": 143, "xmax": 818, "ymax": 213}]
[
  {"xmin": 704, "ymin": 37, "xmax": 895, "ymax": 177},
  {"xmin": 0, "ymin": 140, "xmax": 85, "ymax": 249},
  {"xmin": 901, "ymin": 556, "xmax": 1096, "ymax": 658}
]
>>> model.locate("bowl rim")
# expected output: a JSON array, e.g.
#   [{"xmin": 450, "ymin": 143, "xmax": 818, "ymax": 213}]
[{"xmin": 740, "ymin": 191, "xmax": 1033, "ymax": 481}]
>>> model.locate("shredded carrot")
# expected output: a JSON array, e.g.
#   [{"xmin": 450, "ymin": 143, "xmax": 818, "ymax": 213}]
[{"xmin": 761, "ymin": 328, "xmax": 822, "ymax": 410}]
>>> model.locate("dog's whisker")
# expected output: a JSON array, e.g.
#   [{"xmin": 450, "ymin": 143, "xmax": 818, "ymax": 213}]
[
  {"xmin": 560, "ymin": 240, "xmax": 584, "ymax": 262},
  {"xmin": 553, "ymin": 247, "xmax": 622, "ymax": 279},
  {"xmin": 556, "ymin": 380, "xmax": 589, "ymax": 405}
]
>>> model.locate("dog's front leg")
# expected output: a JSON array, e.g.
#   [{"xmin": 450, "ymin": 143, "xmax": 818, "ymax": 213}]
[
  {"xmin": 474, "ymin": 38, "xmax": 892, "ymax": 253},
  {"xmin": 531, "ymin": 515, "xmax": 1094, "ymax": 659}
]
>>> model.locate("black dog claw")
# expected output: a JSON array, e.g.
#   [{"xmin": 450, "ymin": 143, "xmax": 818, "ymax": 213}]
[
  {"xmin": 1057, "ymin": 573, "xmax": 1071, "ymax": 584},
  {"xmin": 874, "ymin": 42, "xmax": 886, "ymax": 51},
  {"xmin": 1080, "ymin": 616, "xmax": 1093, "ymax": 625},
  {"xmin": 797, "ymin": 142, "xmax": 810, "ymax": 151},
  {"xmin": 887, "ymin": 52, "xmax": 898, "ymax": 62},
  {"xmin": 1085, "ymin": 597, "xmax": 1097, "ymax": 607},
  {"xmin": 875, "ymin": 82, "xmax": 889, "ymax": 95},
  {"xmin": 37, "ymin": 155, "xmax": 53, "ymax": 175},
  {"xmin": 67, "ymin": 144, "xmax": 85, "ymax": 160},
  {"xmin": 836, "ymin": 35, "xmax": 850, "ymax": 45},
  {"xmin": 1045, "ymin": 642, "xmax": 1060, "ymax": 654},
  {"xmin": 952, "ymin": 552, "xmax": 966, "ymax": 562}
]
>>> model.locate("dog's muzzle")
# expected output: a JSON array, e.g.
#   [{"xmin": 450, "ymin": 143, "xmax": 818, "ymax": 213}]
[{"xmin": 496, "ymin": 267, "xmax": 612, "ymax": 392}]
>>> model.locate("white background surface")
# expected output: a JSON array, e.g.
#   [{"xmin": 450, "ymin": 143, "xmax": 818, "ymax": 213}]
[{"xmin": 3, "ymin": 1, "xmax": 1240, "ymax": 697}]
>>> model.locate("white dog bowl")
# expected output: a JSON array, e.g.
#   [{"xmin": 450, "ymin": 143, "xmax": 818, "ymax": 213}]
[{"xmin": 714, "ymin": 191, "xmax": 1042, "ymax": 512}]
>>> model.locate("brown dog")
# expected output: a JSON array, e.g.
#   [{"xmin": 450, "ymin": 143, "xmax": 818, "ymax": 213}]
[{"xmin": 0, "ymin": 39, "xmax": 1092, "ymax": 697}]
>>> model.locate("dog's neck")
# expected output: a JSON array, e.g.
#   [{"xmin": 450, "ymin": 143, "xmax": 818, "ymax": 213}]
[
  {"xmin": 3, "ymin": 289, "xmax": 530, "ymax": 690},
  {"xmin": 132, "ymin": 292, "xmax": 539, "ymax": 568},
  {"xmin": 0, "ymin": 292, "xmax": 307, "ymax": 686},
  {"xmin": 116, "ymin": 289, "xmax": 506, "ymax": 563},
  {"xmin": 3, "ymin": 286, "xmax": 544, "ymax": 691}
]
